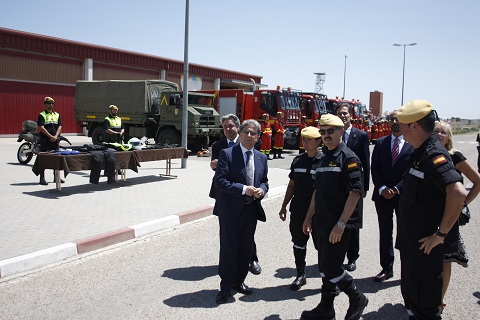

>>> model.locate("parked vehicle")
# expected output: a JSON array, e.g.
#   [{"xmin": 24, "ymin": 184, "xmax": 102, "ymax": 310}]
[
  {"xmin": 300, "ymin": 92, "xmax": 331, "ymax": 125},
  {"xmin": 17, "ymin": 120, "xmax": 71, "ymax": 164},
  {"xmin": 198, "ymin": 86, "xmax": 302, "ymax": 148},
  {"xmin": 74, "ymin": 80, "xmax": 221, "ymax": 151}
]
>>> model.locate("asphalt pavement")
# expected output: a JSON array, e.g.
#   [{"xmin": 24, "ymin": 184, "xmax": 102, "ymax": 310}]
[{"xmin": 0, "ymin": 133, "xmax": 479, "ymax": 320}]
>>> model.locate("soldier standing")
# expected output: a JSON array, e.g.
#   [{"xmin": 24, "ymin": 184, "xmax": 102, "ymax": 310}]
[
  {"xmin": 301, "ymin": 114, "xmax": 367, "ymax": 320},
  {"xmin": 279, "ymin": 126, "xmax": 323, "ymax": 290}
]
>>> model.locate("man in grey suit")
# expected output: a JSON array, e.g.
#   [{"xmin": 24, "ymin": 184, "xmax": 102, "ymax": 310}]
[{"xmin": 213, "ymin": 119, "xmax": 269, "ymax": 304}]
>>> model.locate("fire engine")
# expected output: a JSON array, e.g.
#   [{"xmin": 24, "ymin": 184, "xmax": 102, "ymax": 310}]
[
  {"xmin": 300, "ymin": 92, "xmax": 332, "ymax": 125},
  {"xmin": 326, "ymin": 96, "xmax": 367, "ymax": 119},
  {"xmin": 197, "ymin": 86, "xmax": 302, "ymax": 149}
]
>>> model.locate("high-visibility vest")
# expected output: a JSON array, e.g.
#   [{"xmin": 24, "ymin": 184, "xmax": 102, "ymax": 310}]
[
  {"xmin": 40, "ymin": 111, "xmax": 60, "ymax": 125},
  {"xmin": 105, "ymin": 116, "xmax": 122, "ymax": 129}
]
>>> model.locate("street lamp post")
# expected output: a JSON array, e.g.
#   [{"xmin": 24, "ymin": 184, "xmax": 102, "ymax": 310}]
[
  {"xmin": 343, "ymin": 55, "xmax": 348, "ymax": 98},
  {"xmin": 393, "ymin": 43, "xmax": 417, "ymax": 105}
]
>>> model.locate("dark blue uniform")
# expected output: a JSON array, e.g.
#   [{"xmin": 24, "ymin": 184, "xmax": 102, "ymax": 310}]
[
  {"xmin": 288, "ymin": 150, "xmax": 323, "ymax": 247},
  {"xmin": 314, "ymin": 141, "xmax": 363, "ymax": 294},
  {"xmin": 396, "ymin": 136, "xmax": 462, "ymax": 320}
]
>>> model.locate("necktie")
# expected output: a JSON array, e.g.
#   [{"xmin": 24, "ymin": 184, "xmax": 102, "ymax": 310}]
[
  {"xmin": 342, "ymin": 131, "xmax": 347, "ymax": 143},
  {"xmin": 228, "ymin": 141, "xmax": 234, "ymax": 148},
  {"xmin": 245, "ymin": 151, "xmax": 254, "ymax": 186},
  {"xmin": 392, "ymin": 137, "xmax": 399, "ymax": 165}
]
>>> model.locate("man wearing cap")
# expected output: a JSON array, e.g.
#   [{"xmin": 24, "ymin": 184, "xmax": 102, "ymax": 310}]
[
  {"xmin": 396, "ymin": 100, "xmax": 467, "ymax": 319},
  {"xmin": 260, "ymin": 113, "xmax": 272, "ymax": 160},
  {"xmin": 335, "ymin": 103, "xmax": 370, "ymax": 272},
  {"xmin": 279, "ymin": 126, "xmax": 323, "ymax": 291},
  {"xmin": 273, "ymin": 111, "xmax": 285, "ymax": 159},
  {"xmin": 104, "ymin": 105, "xmax": 124, "ymax": 144},
  {"xmin": 301, "ymin": 114, "xmax": 367, "ymax": 320},
  {"xmin": 36, "ymin": 97, "xmax": 63, "ymax": 185}
]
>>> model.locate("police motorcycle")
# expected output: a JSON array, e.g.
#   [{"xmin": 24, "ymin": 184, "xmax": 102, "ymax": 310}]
[{"xmin": 17, "ymin": 120, "xmax": 71, "ymax": 164}]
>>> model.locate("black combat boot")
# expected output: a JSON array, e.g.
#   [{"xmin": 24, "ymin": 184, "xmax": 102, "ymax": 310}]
[
  {"xmin": 337, "ymin": 275, "xmax": 368, "ymax": 320},
  {"xmin": 300, "ymin": 292, "xmax": 335, "ymax": 319},
  {"xmin": 291, "ymin": 247, "xmax": 307, "ymax": 290},
  {"xmin": 278, "ymin": 149, "xmax": 284, "ymax": 159}
]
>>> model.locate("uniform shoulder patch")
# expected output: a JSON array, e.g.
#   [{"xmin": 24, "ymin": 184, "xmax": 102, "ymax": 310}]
[
  {"xmin": 432, "ymin": 155, "xmax": 447, "ymax": 167},
  {"xmin": 347, "ymin": 161, "xmax": 358, "ymax": 170}
]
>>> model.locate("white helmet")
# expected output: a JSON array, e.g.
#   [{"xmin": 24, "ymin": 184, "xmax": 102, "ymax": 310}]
[{"xmin": 128, "ymin": 137, "xmax": 144, "ymax": 150}]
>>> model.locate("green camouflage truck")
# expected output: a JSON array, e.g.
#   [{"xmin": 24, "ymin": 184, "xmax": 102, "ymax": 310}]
[{"xmin": 74, "ymin": 80, "xmax": 221, "ymax": 150}]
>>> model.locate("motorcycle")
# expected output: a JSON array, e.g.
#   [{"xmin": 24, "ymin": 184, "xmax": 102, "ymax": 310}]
[{"xmin": 17, "ymin": 120, "xmax": 71, "ymax": 164}]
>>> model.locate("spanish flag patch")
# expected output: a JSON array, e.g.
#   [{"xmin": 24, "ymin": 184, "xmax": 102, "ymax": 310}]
[
  {"xmin": 347, "ymin": 161, "xmax": 358, "ymax": 170},
  {"xmin": 432, "ymin": 155, "xmax": 447, "ymax": 166}
]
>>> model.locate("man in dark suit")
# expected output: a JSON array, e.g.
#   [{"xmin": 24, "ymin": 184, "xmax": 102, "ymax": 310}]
[
  {"xmin": 371, "ymin": 110, "xmax": 413, "ymax": 282},
  {"xmin": 213, "ymin": 119, "xmax": 269, "ymax": 304},
  {"xmin": 209, "ymin": 114, "xmax": 262, "ymax": 275},
  {"xmin": 336, "ymin": 103, "xmax": 370, "ymax": 271}
]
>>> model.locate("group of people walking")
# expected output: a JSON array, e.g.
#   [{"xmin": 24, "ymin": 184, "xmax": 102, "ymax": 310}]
[{"xmin": 209, "ymin": 98, "xmax": 480, "ymax": 320}]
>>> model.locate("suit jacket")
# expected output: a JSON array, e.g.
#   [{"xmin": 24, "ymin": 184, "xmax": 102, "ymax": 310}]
[
  {"xmin": 346, "ymin": 126, "xmax": 371, "ymax": 190},
  {"xmin": 213, "ymin": 144, "xmax": 269, "ymax": 222},
  {"xmin": 371, "ymin": 135, "xmax": 414, "ymax": 202},
  {"xmin": 209, "ymin": 138, "xmax": 237, "ymax": 198}
]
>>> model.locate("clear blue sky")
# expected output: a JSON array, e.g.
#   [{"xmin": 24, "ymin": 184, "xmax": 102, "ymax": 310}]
[{"xmin": 2, "ymin": 0, "xmax": 479, "ymax": 119}]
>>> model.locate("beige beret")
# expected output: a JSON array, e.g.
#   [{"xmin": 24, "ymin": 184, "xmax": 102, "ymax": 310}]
[
  {"xmin": 301, "ymin": 126, "xmax": 321, "ymax": 139},
  {"xmin": 109, "ymin": 105, "xmax": 118, "ymax": 111},
  {"xmin": 320, "ymin": 114, "xmax": 344, "ymax": 127},
  {"xmin": 44, "ymin": 97, "xmax": 54, "ymax": 103},
  {"xmin": 397, "ymin": 100, "xmax": 432, "ymax": 123}
]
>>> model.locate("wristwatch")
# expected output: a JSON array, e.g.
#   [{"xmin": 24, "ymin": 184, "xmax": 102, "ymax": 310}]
[
  {"xmin": 337, "ymin": 220, "xmax": 346, "ymax": 229},
  {"xmin": 435, "ymin": 228, "xmax": 448, "ymax": 238}
]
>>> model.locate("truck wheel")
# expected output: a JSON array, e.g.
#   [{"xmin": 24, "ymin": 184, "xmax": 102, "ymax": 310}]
[
  {"xmin": 92, "ymin": 127, "xmax": 106, "ymax": 145},
  {"xmin": 156, "ymin": 129, "xmax": 180, "ymax": 145}
]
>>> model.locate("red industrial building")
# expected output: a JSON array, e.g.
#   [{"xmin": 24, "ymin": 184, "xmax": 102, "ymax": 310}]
[{"xmin": 0, "ymin": 28, "xmax": 263, "ymax": 135}]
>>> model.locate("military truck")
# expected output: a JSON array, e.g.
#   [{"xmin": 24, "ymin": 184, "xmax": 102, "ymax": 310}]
[{"xmin": 74, "ymin": 80, "xmax": 221, "ymax": 150}]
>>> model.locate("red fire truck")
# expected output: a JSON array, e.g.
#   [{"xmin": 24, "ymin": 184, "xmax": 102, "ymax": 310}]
[
  {"xmin": 326, "ymin": 96, "xmax": 367, "ymax": 119},
  {"xmin": 300, "ymin": 92, "xmax": 332, "ymax": 125},
  {"xmin": 197, "ymin": 87, "xmax": 302, "ymax": 148}
]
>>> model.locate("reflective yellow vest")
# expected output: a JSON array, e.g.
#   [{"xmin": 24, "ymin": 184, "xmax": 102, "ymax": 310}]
[
  {"xmin": 105, "ymin": 116, "xmax": 122, "ymax": 129},
  {"xmin": 40, "ymin": 111, "xmax": 60, "ymax": 125}
]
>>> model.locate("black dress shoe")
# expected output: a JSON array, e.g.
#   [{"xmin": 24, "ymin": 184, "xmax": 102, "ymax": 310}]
[
  {"xmin": 344, "ymin": 260, "xmax": 357, "ymax": 272},
  {"xmin": 290, "ymin": 274, "xmax": 307, "ymax": 290},
  {"xmin": 216, "ymin": 290, "xmax": 231, "ymax": 304},
  {"xmin": 249, "ymin": 261, "xmax": 262, "ymax": 275},
  {"xmin": 39, "ymin": 178, "xmax": 48, "ymax": 185},
  {"xmin": 373, "ymin": 270, "xmax": 393, "ymax": 282},
  {"xmin": 233, "ymin": 283, "xmax": 253, "ymax": 295}
]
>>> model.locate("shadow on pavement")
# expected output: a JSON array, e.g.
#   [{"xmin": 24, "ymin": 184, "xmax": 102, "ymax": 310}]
[
  {"xmin": 162, "ymin": 265, "xmax": 217, "ymax": 281},
  {"xmin": 19, "ymin": 175, "xmax": 176, "ymax": 198}
]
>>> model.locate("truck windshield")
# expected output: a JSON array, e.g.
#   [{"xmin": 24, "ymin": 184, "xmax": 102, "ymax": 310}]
[
  {"xmin": 281, "ymin": 90, "xmax": 300, "ymax": 110},
  {"xmin": 187, "ymin": 94, "xmax": 214, "ymax": 107},
  {"xmin": 314, "ymin": 96, "xmax": 327, "ymax": 114}
]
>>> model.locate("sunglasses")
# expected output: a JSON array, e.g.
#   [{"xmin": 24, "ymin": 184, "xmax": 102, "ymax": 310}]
[
  {"xmin": 389, "ymin": 118, "xmax": 398, "ymax": 122},
  {"xmin": 319, "ymin": 128, "xmax": 341, "ymax": 135}
]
